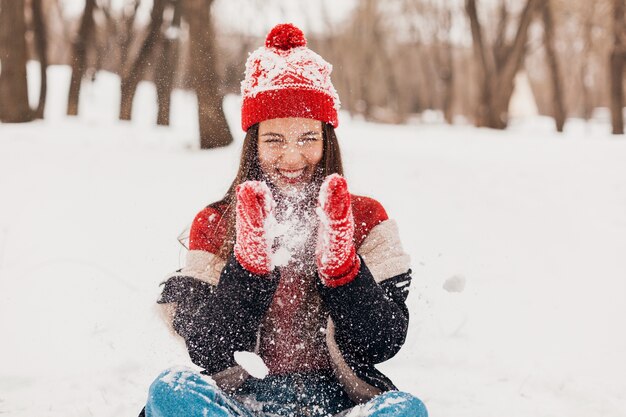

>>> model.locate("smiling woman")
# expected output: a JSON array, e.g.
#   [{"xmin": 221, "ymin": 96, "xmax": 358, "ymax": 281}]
[
  {"xmin": 258, "ymin": 118, "xmax": 324, "ymax": 190},
  {"xmin": 141, "ymin": 23, "xmax": 426, "ymax": 417}
]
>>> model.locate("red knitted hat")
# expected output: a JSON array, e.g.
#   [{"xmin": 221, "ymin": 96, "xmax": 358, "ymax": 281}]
[{"xmin": 240, "ymin": 23, "xmax": 340, "ymax": 131}]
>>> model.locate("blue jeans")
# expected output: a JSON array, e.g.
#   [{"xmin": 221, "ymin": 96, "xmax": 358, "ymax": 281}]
[{"xmin": 145, "ymin": 367, "xmax": 427, "ymax": 417}]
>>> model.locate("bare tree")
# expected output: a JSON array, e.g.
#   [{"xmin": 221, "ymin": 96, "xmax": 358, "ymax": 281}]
[
  {"xmin": 0, "ymin": 0, "xmax": 32, "ymax": 123},
  {"xmin": 46, "ymin": 0, "xmax": 74, "ymax": 65},
  {"xmin": 32, "ymin": 0, "xmax": 48, "ymax": 119},
  {"xmin": 318, "ymin": 1, "xmax": 360, "ymax": 117},
  {"xmin": 182, "ymin": 0, "xmax": 233, "ymax": 149},
  {"xmin": 432, "ymin": 4, "xmax": 455, "ymax": 124},
  {"xmin": 610, "ymin": 0, "xmax": 625, "ymax": 134},
  {"xmin": 542, "ymin": 0, "xmax": 566, "ymax": 132},
  {"xmin": 119, "ymin": 0, "xmax": 166, "ymax": 120},
  {"xmin": 367, "ymin": 2, "xmax": 402, "ymax": 121},
  {"xmin": 398, "ymin": 0, "xmax": 434, "ymax": 116},
  {"xmin": 466, "ymin": 0, "xmax": 540, "ymax": 129},
  {"xmin": 384, "ymin": 0, "xmax": 464, "ymax": 123},
  {"xmin": 524, "ymin": 0, "xmax": 611, "ymax": 122},
  {"xmin": 155, "ymin": 0, "xmax": 182, "ymax": 126},
  {"xmin": 67, "ymin": 0, "xmax": 96, "ymax": 116},
  {"xmin": 354, "ymin": 0, "xmax": 378, "ymax": 119},
  {"xmin": 118, "ymin": 0, "xmax": 141, "ymax": 70},
  {"xmin": 100, "ymin": 0, "xmax": 141, "ymax": 73},
  {"xmin": 330, "ymin": 0, "xmax": 403, "ymax": 122},
  {"xmin": 579, "ymin": 2, "xmax": 596, "ymax": 121}
]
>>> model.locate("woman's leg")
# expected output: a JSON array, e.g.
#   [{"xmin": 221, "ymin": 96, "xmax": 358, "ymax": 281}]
[
  {"xmin": 343, "ymin": 391, "xmax": 427, "ymax": 417},
  {"xmin": 145, "ymin": 367, "xmax": 255, "ymax": 417}
]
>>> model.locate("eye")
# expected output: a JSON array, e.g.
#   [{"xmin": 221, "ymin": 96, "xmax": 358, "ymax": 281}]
[
  {"xmin": 263, "ymin": 137, "xmax": 284, "ymax": 144},
  {"xmin": 298, "ymin": 136, "xmax": 319, "ymax": 145}
]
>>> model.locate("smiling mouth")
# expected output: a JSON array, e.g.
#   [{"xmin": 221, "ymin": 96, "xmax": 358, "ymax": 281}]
[{"xmin": 277, "ymin": 168, "xmax": 305, "ymax": 182}]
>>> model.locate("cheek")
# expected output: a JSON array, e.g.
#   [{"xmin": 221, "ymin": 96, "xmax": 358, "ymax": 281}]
[
  {"xmin": 257, "ymin": 145, "xmax": 276, "ymax": 171},
  {"xmin": 305, "ymin": 144, "xmax": 324, "ymax": 166}
]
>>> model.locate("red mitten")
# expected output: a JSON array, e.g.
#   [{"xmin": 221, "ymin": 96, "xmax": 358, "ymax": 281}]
[
  {"xmin": 316, "ymin": 174, "xmax": 361, "ymax": 287},
  {"xmin": 234, "ymin": 181, "xmax": 275, "ymax": 275}
]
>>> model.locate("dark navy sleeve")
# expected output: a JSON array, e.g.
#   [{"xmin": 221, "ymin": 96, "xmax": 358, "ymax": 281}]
[
  {"xmin": 158, "ymin": 255, "xmax": 279, "ymax": 374},
  {"xmin": 317, "ymin": 257, "xmax": 411, "ymax": 364}
]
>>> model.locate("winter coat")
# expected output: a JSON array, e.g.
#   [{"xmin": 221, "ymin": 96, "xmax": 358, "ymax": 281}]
[{"xmin": 156, "ymin": 194, "xmax": 412, "ymax": 404}]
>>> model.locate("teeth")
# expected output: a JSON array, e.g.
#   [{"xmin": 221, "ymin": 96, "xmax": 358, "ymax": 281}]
[{"xmin": 280, "ymin": 169, "xmax": 304, "ymax": 179}]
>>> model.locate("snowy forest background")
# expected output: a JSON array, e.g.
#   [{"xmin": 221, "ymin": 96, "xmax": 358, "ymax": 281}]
[
  {"xmin": 1, "ymin": 0, "xmax": 625, "ymax": 416},
  {"xmin": 4, "ymin": 0, "xmax": 626, "ymax": 139}
]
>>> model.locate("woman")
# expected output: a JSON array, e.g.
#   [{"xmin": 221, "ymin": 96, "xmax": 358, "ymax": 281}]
[{"xmin": 143, "ymin": 23, "xmax": 427, "ymax": 417}]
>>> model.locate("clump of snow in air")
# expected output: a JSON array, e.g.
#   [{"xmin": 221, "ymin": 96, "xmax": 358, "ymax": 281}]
[
  {"xmin": 266, "ymin": 183, "xmax": 319, "ymax": 270},
  {"xmin": 442, "ymin": 274, "xmax": 466, "ymax": 293},
  {"xmin": 234, "ymin": 351, "xmax": 269, "ymax": 379}
]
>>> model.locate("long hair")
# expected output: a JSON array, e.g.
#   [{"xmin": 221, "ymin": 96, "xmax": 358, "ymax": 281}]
[{"xmin": 212, "ymin": 122, "xmax": 344, "ymax": 260}]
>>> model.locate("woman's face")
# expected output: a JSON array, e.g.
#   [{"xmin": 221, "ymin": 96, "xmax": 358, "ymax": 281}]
[{"xmin": 257, "ymin": 117, "xmax": 324, "ymax": 191}]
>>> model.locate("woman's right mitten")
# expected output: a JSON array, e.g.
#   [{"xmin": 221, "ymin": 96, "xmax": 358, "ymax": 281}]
[{"xmin": 234, "ymin": 181, "xmax": 275, "ymax": 276}]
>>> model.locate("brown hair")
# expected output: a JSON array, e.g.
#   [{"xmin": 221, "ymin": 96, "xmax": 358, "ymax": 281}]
[{"xmin": 212, "ymin": 122, "xmax": 344, "ymax": 260}]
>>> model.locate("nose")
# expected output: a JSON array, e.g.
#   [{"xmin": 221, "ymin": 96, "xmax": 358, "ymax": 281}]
[{"xmin": 278, "ymin": 141, "xmax": 306, "ymax": 167}]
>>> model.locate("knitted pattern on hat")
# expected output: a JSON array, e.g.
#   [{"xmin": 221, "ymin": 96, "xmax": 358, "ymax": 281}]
[{"xmin": 240, "ymin": 23, "xmax": 340, "ymax": 131}]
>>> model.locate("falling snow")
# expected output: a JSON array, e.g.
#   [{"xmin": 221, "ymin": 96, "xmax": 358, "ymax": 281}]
[{"xmin": 0, "ymin": 64, "xmax": 625, "ymax": 417}]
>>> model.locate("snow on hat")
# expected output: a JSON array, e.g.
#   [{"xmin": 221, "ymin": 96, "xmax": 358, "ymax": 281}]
[{"xmin": 240, "ymin": 23, "xmax": 340, "ymax": 132}]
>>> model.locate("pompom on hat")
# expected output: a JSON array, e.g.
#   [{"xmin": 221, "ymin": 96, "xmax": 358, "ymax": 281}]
[{"xmin": 240, "ymin": 23, "xmax": 340, "ymax": 131}]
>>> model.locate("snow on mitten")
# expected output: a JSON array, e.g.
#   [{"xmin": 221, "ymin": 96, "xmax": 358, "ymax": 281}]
[
  {"xmin": 316, "ymin": 174, "xmax": 361, "ymax": 287},
  {"xmin": 234, "ymin": 181, "xmax": 275, "ymax": 276}
]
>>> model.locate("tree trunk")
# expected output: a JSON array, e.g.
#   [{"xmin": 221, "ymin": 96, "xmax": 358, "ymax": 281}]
[
  {"xmin": 32, "ymin": 0, "xmax": 48, "ymax": 119},
  {"xmin": 610, "ymin": 0, "xmax": 625, "ymax": 135},
  {"xmin": 610, "ymin": 52, "xmax": 624, "ymax": 134},
  {"xmin": 182, "ymin": 0, "xmax": 233, "ymax": 149},
  {"xmin": 0, "ymin": 0, "xmax": 32, "ymax": 123},
  {"xmin": 436, "ymin": 8, "xmax": 455, "ymax": 125},
  {"xmin": 466, "ymin": 0, "xmax": 495, "ymax": 127},
  {"xmin": 100, "ymin": 0, "xmax": 141, "ymax": 73},
  {"xmin": 119, "ymin": 0, "xmax": 165, "ymax": 121},
  {"xmin": 493, "ymin": 2, "xmax": 509, "ymax": 71},
  {"xmin": 358, "ymin": 0, "xmax": 376, "ymax": 120},
  {"xmin": 155, "ymin": 0, "xmax": 181, "ymax": 126},
  {"xmin": 491, "ymin": 0, "xmax": 539, "ymax": 124},
  {"xmin": 580, "ymin": 4, "xmax": 595, "ymax": 121},
  {"xmin": 466, "ymin": 0, "xmax": 539, "ymax": 129},
  {"xmin": 67, "ymin": 0, "xmax": 96, "ymax": 116},
  {"xmin": 120, "ymin": 0, "xmax": 140, "ymax": 71},
  {"xmin": 370, "ymin": 10, "xmax": 401, "ymax": 122},
  {"xmin": 542, "ymin": 0, "xmax": 566, "ymax": 132},
  {"xmin": 433, "ymin": 40, "xmax": 455, "ymax": 124},
  {"xmin": 441, "ymin": 50, "xmax": 454, "ymax": 125}
]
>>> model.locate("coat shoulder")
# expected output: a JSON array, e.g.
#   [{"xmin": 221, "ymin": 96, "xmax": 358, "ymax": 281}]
[
  {"xmin": 189, "ymin": 202, "xmax": 229, "ymax": 253},
  {"xmin": 350, "ymin": 195, "xmax": 389, "ymax": 249}
]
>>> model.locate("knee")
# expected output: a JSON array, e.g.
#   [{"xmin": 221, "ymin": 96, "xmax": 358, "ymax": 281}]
[
  {"xmin": 146, "ymin": 368, "xmax": 232, "ymax": 417},
  {"xmin": 397, "ymin": 392, "xmax": 427, "ymax": 417},
  {"xmin": 149, "ymin": 368, "xmax": 182, "ymax": 403},
  {"xmin": 370, "ymin": 391, "xmax": 428, "ymax": 417},
  {"xmin": 148, "ymin": 367, "xmax": 216, "ymax": 402}
]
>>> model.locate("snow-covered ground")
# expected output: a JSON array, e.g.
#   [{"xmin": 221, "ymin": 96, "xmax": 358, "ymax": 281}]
[{"xmin": 1, "ymin": 65, "xmax": 625, "ymax": 417}]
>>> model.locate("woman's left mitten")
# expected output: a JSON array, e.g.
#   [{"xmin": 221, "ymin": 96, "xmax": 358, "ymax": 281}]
[{"xmin": 316, "ymin": 174, "xmax": 360, "ymax": 287}]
